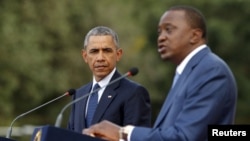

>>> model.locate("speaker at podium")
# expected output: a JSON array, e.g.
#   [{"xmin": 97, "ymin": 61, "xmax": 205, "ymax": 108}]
[{"xmin": 30, "ymin": 125, "xmax": 106, "ymax": 141}]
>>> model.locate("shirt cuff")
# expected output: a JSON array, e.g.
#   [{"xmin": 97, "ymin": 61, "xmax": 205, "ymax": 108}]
[{"xmin": 126, "ymin": 125, "xmax": 135, "ymax": 141}]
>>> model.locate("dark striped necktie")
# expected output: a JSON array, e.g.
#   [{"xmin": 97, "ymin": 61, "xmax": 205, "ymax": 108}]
[{"xmin": 86, "ymin": 83, "xmax": 100, "ymax": 127}]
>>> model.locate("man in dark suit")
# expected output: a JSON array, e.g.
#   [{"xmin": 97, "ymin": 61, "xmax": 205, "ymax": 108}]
[
  {"xmin": 82, "ymin": 5, "xmax": 237, "ymax": 141},
  {"xmin": 67, "ymin": 26, "xmax": 151, "ymax": 133}
]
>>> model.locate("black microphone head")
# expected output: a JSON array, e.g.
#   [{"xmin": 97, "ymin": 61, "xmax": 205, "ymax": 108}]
[
  {"xmin": 128, "ymin": 67, "xmax": 139, "ymax": 76},
  {"xmin": 67, "ymin": 89, "xmax": 76, "ymax": 96}
]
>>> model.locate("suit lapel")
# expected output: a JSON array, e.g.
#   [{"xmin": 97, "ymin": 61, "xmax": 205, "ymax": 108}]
[
  {"xmin": 153, "ymin": 47, "xmax": 210, "ymax": 127},
  {"xmin": 81, "ymin": 97, "xmax": 88, "ymax": 128},
  {"xmin": 78, "ymin": 83, "xmax": 92, "ymax": 129},
  {"xmin": 153, "ymin": 72, "xmax": 188, "ymax": 127},
  {"xmin": 91, "ymin": 71, "xmax": 121, "ymax": 124}
]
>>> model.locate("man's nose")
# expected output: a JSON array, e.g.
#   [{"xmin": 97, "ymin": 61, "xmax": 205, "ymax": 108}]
[
  {"xmin": 158, "ymin": 31, "xmax": 167, "ymax": 42},
  {"xmin": 96, "ymin": 51, "xmax": 105, "ymax": 60}
]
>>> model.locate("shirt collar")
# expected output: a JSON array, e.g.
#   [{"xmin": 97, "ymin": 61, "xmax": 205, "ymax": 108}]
[
  {"xmin": 176, "ymin": 44, "xmax": 207, "ymax": 75},
  {"xmin": 92, "ymin": 68, "xmax": 116, "ymax": 89}
]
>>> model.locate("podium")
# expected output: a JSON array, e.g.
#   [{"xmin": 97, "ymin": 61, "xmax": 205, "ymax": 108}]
[
  {"xmin": 30, "ymin": 125, "xmax": 106, "ymax": 141},
  {"xmin": 0, "ymin": 137, "xmax": 16, "ymax": 141}
]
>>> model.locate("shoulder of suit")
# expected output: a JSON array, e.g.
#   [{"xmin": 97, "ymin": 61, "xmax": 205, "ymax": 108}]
[{"xmin": 75, "ymin": 82, "xmax": 92, "ymax": 95}]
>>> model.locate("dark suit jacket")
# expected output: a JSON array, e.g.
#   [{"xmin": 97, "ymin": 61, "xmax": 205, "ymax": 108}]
[
  {"xmin": 131, "ymin": 47, "xmax": 237, "ymax": 141},
  {"xmin": 68, "ymin": 70, "xmax": 151, "ymax": 133}
]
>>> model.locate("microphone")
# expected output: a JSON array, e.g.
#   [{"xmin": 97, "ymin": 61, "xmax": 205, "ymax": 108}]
[
  {"xmin": 54, "ymin": 67, "xmax": 139, "ymax": 127},
  {"xmin": 6, "ymin": 89, "xmax": 76, "ymax": 138}
]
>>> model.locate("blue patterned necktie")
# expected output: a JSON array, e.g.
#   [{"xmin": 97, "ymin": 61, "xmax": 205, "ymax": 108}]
[{"xmin": 86, "ymin": 83, "xmax": 100, "ymax": 127}]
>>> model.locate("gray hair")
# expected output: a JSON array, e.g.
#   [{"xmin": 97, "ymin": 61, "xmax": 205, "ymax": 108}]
[{"xmin": 83, "ymin": 26, "xmax": 120, "ymax": 49}]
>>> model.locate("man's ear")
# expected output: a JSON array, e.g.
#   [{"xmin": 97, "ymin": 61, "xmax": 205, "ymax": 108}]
[
  {"xmin": 190, "ymin": 28, "xmax": 203, "ymax": 44},
  {"xmin": 82, "ymin": 49, "xmax": 88, "ymax": 63},
  {"xmin": 116, "ymin": 48, "xmax": 123, "ymax": 62}
]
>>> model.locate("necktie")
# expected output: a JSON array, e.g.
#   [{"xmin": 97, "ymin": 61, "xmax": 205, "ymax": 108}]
[
  {"xmin": 172, "ymin": 72, "xmax": 180, "ymax": 88},
  {"xmin": 86, "ymin": 83, "xmax": 100, "ymax": 127}
]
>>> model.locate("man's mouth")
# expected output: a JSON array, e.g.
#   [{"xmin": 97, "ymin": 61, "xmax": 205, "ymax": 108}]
[{"xmin": 158, "ymin": 45, "xmax": 166, "ymax": 54}]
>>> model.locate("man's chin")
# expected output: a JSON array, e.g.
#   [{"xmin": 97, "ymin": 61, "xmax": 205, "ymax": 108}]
[
  {"xmin": 160, "ymin": 55, "xmax": 169, "ymax": 61},
  {"xmin": 94, "ymin": 73, "xmax": 108, "ymax": 80}
]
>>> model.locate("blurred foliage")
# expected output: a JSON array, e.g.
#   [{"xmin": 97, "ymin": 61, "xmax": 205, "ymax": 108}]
[{"xmin": 0, "ymin": 0, "xmax": 250, "ymax": 140}]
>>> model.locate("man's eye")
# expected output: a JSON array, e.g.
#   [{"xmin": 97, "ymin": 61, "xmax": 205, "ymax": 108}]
[
  {"xmin": 166, "ymin": 26, "xmax": 174, "ymax": 33},
  {"xmin": 158, "ymin": 29, "xmax": 161, "ymax": 35},
  {"xmin": 103, "ymin": 48, "xmax": 113, "ymax": 52},
  {"xmin": 89, "ymin": 49, "xmax": 98, "ymax": 53},
  {"xmin": 166, "ymin": 27, "xmax": 172, "ymax": 32}
]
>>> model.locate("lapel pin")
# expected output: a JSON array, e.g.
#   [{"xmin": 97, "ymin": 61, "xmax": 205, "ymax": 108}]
[{"xmin": 108, "ymin": 95, "xmax": 112, "ymax": 98}]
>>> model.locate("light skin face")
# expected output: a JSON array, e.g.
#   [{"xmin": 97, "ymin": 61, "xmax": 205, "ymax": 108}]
[
  {"xmin": 158, "ymin": 10, "xmax": 204, "ymax": 65},
  {"xmin": 82, "ymin": 35, "xmax": 123, "ymax": 82}
]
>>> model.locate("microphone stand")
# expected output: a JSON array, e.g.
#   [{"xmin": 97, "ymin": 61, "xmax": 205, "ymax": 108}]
[{"xmin": 6, "ymin": 89, "xmax": 75, "ymax": 138}]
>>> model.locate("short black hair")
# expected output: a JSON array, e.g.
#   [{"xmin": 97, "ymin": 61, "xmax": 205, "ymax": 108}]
[{"xmin": 169, "ymin": 5, "xmax": 207, "ymax": 40}]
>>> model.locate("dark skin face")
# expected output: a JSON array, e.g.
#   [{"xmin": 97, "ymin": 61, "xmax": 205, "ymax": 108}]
[
  {"xmin": 82, "ymin": 35, "xmax": 123, "ymax": 82},
  {"xmin": 158, "ymin": 10, "xmax": 204, "ymax": 65}
]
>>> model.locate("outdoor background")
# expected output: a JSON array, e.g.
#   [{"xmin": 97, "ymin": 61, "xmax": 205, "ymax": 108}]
[{"xmin": 0, "ymin": 0, "xmax": 249, "ymax": 140}]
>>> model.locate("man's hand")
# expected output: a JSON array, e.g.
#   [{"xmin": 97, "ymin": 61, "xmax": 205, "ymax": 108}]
[{"xmin": 82, "ymin": 120, "xmax": 121, "ymax": 141}]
